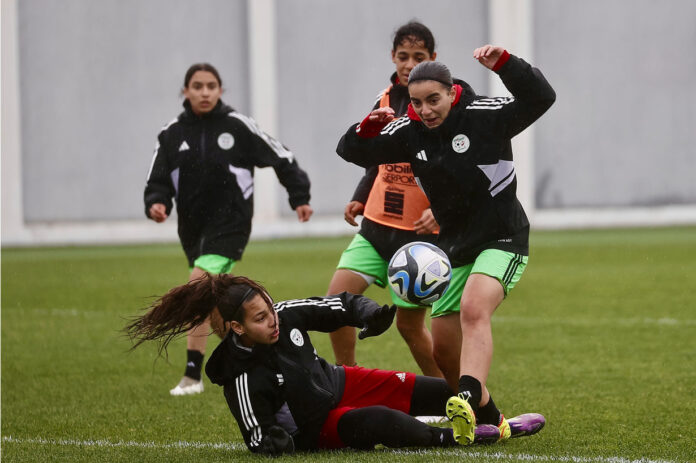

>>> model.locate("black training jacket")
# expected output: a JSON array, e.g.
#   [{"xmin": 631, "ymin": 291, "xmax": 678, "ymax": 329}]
[
  {"xmin": 205, "ymin": 292, "xmax": 392, "ymax": 453},
  {"xmin": 337, "ymin": 54, "xmax": 556, "ymax": 266},
  {"xmin": 350, "ymin": 74, "xmax": 477, "ymax": 260},
  {"xmin": 144, "ymin": 100, "xmax": 311, "ymax": 260}
]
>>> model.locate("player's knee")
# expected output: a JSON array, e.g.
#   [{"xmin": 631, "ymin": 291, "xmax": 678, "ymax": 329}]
[{"xmin": 458, "ymin": 299, "xmax": 488, "ymax": 325}]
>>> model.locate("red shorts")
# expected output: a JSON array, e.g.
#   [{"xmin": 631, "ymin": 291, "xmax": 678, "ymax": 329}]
[{"xmin": 317, "ymin": 365, "xmax": 416, "ymax": 449}]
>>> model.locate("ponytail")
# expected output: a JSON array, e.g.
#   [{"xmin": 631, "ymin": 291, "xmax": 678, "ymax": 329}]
[{"xmin": 124, "ymin": 274, "xmax": 273, "ymax": 356}]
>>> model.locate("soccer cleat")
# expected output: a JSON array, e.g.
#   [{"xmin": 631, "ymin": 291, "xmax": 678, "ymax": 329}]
[
  {"xmin": 508, "ymin": 413, "xmax": 546, "ymax": 438},
  {"xmin": 416, "ymin": 416, "xmax": 448, "ymax": 424},
  {"xmin": 446, "ymin": 394, "xmax": 476, "ymax": 446},
  {"xmin": 473, "ymin": 424, "xmax": 501, "ymax": 445},
  {"xmin": 497, "ymin": 415, "xmax": 512, "ymax": 440},
  {"xmin": 169, "ymin": 376, "xmax": 204, "ymax": 396}
]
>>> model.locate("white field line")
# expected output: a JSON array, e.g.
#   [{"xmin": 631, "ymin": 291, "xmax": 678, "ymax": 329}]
[
  {"xmin": 1, "ymin": 436, "xmax": 678, "ymax": 463},
  {"xmin": 1, "ymin": 435, "xmax": 243, "ymax": 451}
]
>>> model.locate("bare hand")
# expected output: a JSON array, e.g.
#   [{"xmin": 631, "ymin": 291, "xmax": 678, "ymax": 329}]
[
  {"xmin": 148, "ymin": 203, "xmax": 168, "ymax": 223},
  {"xmin": 344, "ymin": 201, "xmax": 365, "ymax": 226},
  {"xmin": 368, "ymin": 107, "xmax": 395, "ymax": 124},
  {"xmin": 473, "ymin": 44, "xmax": 505, "ymax": 70},
  {"xmin": 413, "ymin": 208, "xmax": 439, "ymax": 235},
  {"xmin": 295, "ymin": 204, "xmax": 313, "ymax": 222}
]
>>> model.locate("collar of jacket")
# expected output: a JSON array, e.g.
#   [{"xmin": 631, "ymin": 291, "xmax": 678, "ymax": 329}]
[{"xmin": 180, "ymin": 99, "xmax": 233, "ymax": 122}]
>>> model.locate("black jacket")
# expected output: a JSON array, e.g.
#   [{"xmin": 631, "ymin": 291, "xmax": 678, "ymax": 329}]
[
  {"xmin": 205, "ymin": 292, "xmax": 394, "ymax": 453},
  {"xmin": 350, "ymin": 75, "xmax": 476, "ymax": 260},
  {"xmin": 144, "ymin": 100, "xmax": 311, "ymax": 260},
  {"xmin": 337, "ymin": 54, "xmax": 556, "ymax": 266}
]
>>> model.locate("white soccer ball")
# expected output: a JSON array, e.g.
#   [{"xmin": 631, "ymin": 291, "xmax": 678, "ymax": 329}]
[{"xmin": 388, "ymin": 241, "xmax": 452, "ymax": 306}]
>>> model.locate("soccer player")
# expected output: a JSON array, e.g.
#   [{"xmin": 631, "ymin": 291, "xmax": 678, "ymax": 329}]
[
  {"xmin": 124, "ymin": 274, "xmax": 509, "ymax": 454},
  {"xmin": 328, "ymin": 21, "xmax": 476, "ymax": 377},
  {"xmin": 144, "ymin": 63, "xmax": 313, "ymax": 396},
  {"xmin": 336, "ymin": 45, "xmax": 556, "ymax": 444}
]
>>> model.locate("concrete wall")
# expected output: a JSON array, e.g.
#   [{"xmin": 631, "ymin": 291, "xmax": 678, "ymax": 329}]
[
  {"xmin": 533, "ymin": 0, "xmax": 696, "ymax": 209},
  {"xmin": 17, "ymin": 0, "xmax": 249, "ymax": 222},
  {"xmin": 2, "ymin": 0, "xmax": 695, "ymax": 246}
]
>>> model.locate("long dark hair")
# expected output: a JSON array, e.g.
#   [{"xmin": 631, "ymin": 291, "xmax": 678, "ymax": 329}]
[{"xmin": 124, "ymin": 274, "xmax": 272, "ymax": 356}]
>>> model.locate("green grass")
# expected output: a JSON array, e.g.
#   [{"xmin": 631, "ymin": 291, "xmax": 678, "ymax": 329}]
[{"xmin": 2, "ymin": 227, "xmax": 695, "ymax": 462}]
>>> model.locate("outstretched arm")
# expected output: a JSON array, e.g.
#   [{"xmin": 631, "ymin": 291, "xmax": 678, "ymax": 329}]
[
  {"xmin": 275, "ymin": 293, "xmax": 396, "ymax": 339},
  {"xmin": 336, "ymin": 108, "xmax": 412, "ymax": 168},
  {"xmin": 470, "ymin": 44, "xmax": 556, "ymax": 138}
]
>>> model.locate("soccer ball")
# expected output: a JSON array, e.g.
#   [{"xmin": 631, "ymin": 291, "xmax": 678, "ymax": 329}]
[{"xmin": 388, "ymin": 242, "xmax": 451, "ymax": 305}]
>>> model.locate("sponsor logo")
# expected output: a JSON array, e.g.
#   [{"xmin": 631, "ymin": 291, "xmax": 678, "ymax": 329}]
[
  {"xmin": 452, "ymin": 134, "xmax": 470, "ymax": 153},
  {"xmin": 179, "ymin": 141, "xmax": 190, "ymax": 152},
  {"xmin": 290, "ymin": 328, "xmax": 304, "ymax": 347},
  {"xmin": 396, "ymin": 372, "xmax": 406, "ymax": 383},
  {"xmin": 217, "ymin": 132, "xmax": 235, "ymax": 150},
  {"xmin": 416, "ymin": 149, "xmax": 428, "ymax": 161}
]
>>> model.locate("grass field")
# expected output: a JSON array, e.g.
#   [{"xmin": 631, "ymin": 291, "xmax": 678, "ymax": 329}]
[{"xmin": 2, "ymin": 227, "xmax": 695, "ymax": 462}]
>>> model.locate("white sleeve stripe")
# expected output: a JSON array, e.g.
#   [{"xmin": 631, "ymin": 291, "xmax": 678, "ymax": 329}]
[
  {"xmin": 466, "ymin": 97, "xmax": 515, "ymax": 110},
  {"xmin": 145, "ymin": 140, "xmax": 160, "ymax": 182},
  {"xmin": 380, "ymin": 116, "xmax": 410, "ymax": 135},
  {"xmin": 235, "ymin": 375, "xmax": 252, "ymax": 431},
  {"xmin": 274, "ymin": 297, "xmax": 345, "ymax": 311},
  {"xmin": 145, "ymin": 118, "xmax": 178, "ymax": 182},
  {"xmin": 236, "ymin": 374, "xmax": 263, "ymax": 448},
  {"xmin": 228, "ymin": 112, "xmax": 294, "ymax": 161}
]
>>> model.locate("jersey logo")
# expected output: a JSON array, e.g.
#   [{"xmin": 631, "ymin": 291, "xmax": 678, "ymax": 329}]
[
  {"xmin": 416, "ymin": 149, "xmax": 428, "ymax": 161},
  {"xmin": 396, "ymin": 372, "xmax": 406, "ymax": 383},
  {"xmin": 290, "ymin": 328, "xmax": 304, "ymax": 347},
  {"xmin": 217, "ymin": 132, "xmax": 235, "ymax": 150},
  {"xmin": 178, "ymin": 141, "xmax": 190, "ymax": 152},
  {"xmin": 452, "ymin": 134, "xmax": 470, "ymax": 153}
]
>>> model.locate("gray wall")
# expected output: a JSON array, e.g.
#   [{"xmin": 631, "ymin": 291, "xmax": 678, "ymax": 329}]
[
  {"xmin": 534, "ymin": 0, "xmax": 696, "ymax": 209},
  {"xmin": 12, "ymin": 0, "xmax": 696, "ymax": 225},
  {"xmin": 18, "ymin": 0, "xmax": 249, "ymax": 222},
  {"xmin": 275, "ymin": 0, "xmax": 488, "ymax": 216}
]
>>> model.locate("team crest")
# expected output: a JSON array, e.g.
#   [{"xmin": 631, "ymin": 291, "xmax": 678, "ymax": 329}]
[
  {"xmin": 452, "ymin": 134, "xmax": 470, "ymax": 153},
  {"xmin": 290, "ymin": 328, "xmax": 304, "ymax": 347},
  {"xmin": 217, "ymin": 132, "xmax": 235, "ymax": 150}
]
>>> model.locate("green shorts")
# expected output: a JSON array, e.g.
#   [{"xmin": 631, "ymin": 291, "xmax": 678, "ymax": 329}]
[
  {"xmin": 337, "ymin": 234, "xmax": 421, "ymax": 309},
  {"xmin": 191, "ymin": 254, "xmax": 237, "ymax": 274},
  {"xmin": 430, "ymin": 249, "xmax": 527, "ymax": 318}
]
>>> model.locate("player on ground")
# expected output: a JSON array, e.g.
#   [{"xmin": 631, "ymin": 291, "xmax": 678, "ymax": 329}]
[
  {"xmin": 124, "ymin": 274, "xmax": 509, "ymax": 454},
  {"xmin": 328, "ymin": 21, "xmax": 475, "ymax": 377},
  {"xmin": 144, "ymin": 63, "xmax": 313, "ymax": 396},
  {"xmin": 336, "ymin": 45, "xmax": 556, "ymax": 444}
]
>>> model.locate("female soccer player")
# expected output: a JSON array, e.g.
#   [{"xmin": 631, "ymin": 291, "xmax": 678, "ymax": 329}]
[
  {"xmin": 336, "ymin": 45, "xmax": 556, "ymax": 445},
  {"xmin": 124, "ymin": 274, "xmax": 504, "ymax": 454},
  {"xmin": 328, "ymin": 21, "xmax": 475, "ymax": 377},
  {"xmin": 144, "ymin": 63, "xmax": 313, "ymax": 395}
]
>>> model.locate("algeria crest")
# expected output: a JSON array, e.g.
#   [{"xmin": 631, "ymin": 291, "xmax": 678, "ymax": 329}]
[
  {"xmin": 217, "ymin": 132, "xmax": 235, "ymax": 150},
  {"xmin": 290, "ymin": 328, "xmax": 304, "ymax": 347},
  {"xmin": 452, "ymin": 134, "xmax": 470, "ymax": 153}
]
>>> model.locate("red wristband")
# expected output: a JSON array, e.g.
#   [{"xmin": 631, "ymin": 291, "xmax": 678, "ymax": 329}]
[
  {"xmin": 356, "ymin": 114, "xmax": 388, "ymax": 138},
  {"xmin": 492, "ymin": 50, "xmax": 510, "ymax": 72}
]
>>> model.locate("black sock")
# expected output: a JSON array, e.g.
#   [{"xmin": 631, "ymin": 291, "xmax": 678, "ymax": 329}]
[
  {"xmin": 337, "ymin": 406, "xmax": 457, "ymax": 449},
  {"xmin": 477, "ymin": 395, "xmax": 502, "ymax": 426},
  {"xmin": 184, "ymin": 349, "xmax": 204, "ymax": 381},
  {"xmin": 457, "ymin": 375, "xmax": 482, "ymax": 412}
]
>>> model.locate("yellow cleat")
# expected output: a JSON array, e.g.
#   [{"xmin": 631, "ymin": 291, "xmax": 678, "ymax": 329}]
[
  {"xmin": 446, "ymin": 394, "xmax": 476, "ymax": 446},
  {"xmin": 498, "ymin": 415, "xmax": 512, "ymax": 440}
]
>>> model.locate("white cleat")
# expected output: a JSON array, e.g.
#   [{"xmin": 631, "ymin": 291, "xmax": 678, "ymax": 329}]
[
  {"xmin": 169, "ymin": 376, "xmax": 204, "ymax": 396},
  {"xmin": 416, "ymin": 416, "xmax": 448, "ymax": 424}
]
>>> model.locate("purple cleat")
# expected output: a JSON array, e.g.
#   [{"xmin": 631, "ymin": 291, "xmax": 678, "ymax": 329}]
[
  {"xmin": 474, "ymin": 424, "xmax": 501, "ymax": 445},
  {"xmin": 507, "ymin": 413, "xmax": 546, "ymax": 438}
]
